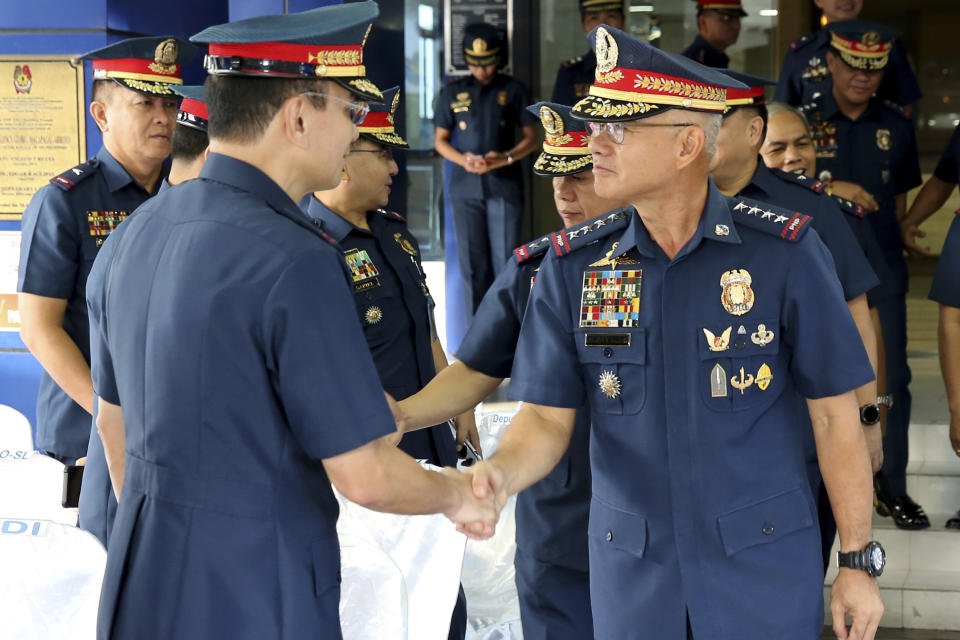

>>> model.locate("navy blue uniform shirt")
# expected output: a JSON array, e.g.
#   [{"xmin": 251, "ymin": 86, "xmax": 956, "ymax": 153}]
[
  {"xmin": 303, "ymin": 197, "xmax": 456, "ymax": 467},
  {"xmin": 91, "ymin": 153, "xmax": 395, "ymax": 639},
  {"xmin": 681, "ymin": 34, "xmax": 729, "ymax": 68},
  {"xmin": 775, "ymin": 30, "xmax": 922, "ymax": 107},
  {"xmin": 551, "ymin": 51, "xmax": 597, "ymax": 108},
  {"xmin": 17, "ymin": 147, "xmax": 164, "ymax": 458},
  {"xmin": 457, "ymin": 234, "xmax": 593, "ymax": 570},
  {"xmin": 934, "ymin": 123, "xmax": 960, "ymax": 185},
  {"xmin": 739, "ymin": 162, "xmax": 880, "ymax": 301},
  {"xmin": 930, "ymin": 214, "xmax": 960, "ymax": 308},
  {"xmin": 508, "ymin": 183, "xmax": 874, "ymax": 639},
  {"xmin": 804, "ymin": 92, "xmax": 922, "ymax": 293},
  {"xmin": 434, "ymin": 73, "xmax": 535, "ymax": 200}
]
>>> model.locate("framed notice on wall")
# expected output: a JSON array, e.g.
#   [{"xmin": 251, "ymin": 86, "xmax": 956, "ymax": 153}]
[
  {"xmin": 0, "ymin": 56, "xmax": 86, "ymax": 220},
  {"xmin": 444, "ymin": 0, "xmax": 513, "ymax": 76}
]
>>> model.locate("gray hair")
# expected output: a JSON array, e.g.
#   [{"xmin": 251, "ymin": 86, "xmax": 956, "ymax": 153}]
[{"xmin": 766, "ymin": 101, "xmax": 810, "ymax": 132}]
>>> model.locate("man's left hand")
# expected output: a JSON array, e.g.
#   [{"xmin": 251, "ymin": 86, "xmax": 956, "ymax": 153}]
[{"xmin": 830, "ymin": 568, "xmax": 883, "ymax": 640}]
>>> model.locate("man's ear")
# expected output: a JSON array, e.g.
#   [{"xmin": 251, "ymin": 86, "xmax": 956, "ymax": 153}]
[
  {"xmin": 281, "ymin": 95, "xmax": 311, "ymax": 148},
  {"xmin": 677, "ymin": 124, "xmax": 706, "ymax": 170},
  {"xmin": 90, "ymin": 101, "xmax": 109, "ymax": 133}
]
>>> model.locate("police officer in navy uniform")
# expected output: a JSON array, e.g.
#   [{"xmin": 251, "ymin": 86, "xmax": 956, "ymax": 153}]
[
  {"xmin": 401, "ymin": 102, "xmax": 624, "ymax": 640},
  {"xmin": 712, "ymin": 70, "xmax": 888, "ymax": 573},
  {"xmin": 433, "ymin": 23, "xmax": 538, "ymax": 319},
  {"xmin": 303, "ymin": 87, "xmax": 473, "ymax": 639},
  {"xmin": 551, "ymin": 0, "xmax": 625, "ymax": 107},
  {"xmin": 17, "ymin": 37, "xmax": 195, "ymax": 466},
  {"xmin": 78, "ymin": 85, "xmax": 210, "ymax": 548},
  {"xmin": 899, "ymin": 122, "xmax": 960, "ymax": 257},
  {"xmin": 459, "ymin": 26, "xmax": 885, "ymax": 640},
  {"xmin": 681, "ymin": 0, "xmax": 746, "ymax": 69},
  {"xmin": 775, "ymin": 1, "xmax": 922, "ymax": 110},
  {"xmin": 89, "ymin": 5, "xmax": 496, "ymax": 637},
  {"xmin": 802, "ymin": 21, "xmax": 927, "ymax": 530},
  {"xmin": 929, "ymin": 212, "xmax": 960, "ymax": 530}
]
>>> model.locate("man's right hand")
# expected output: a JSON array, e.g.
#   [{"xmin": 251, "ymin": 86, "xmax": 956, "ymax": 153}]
[
  {"xmin": 832, "ymin": 181, "xmax": 879, "ymax": 213},
  {"xmin": 440, "ymin": 467, "xmax": 498, "ymax": 539}
]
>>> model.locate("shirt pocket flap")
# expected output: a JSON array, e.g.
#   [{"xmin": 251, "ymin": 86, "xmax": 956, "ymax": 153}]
[
  {"xmin": 716, "ymin": 487, "xmax": 814, "ymax": 557},
  {"xmin": 576, "ymin": 328, "xmax": 646, "ymax": 365},
  {"xmin": 588, "ymin": 499, "xmax": 647, "ymax": 559}
]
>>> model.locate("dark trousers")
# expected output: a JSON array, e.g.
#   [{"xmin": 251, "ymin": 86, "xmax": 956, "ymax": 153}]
[
  {"xmin": 876, "ymin": 293, "xmax": 912, "ymax": 496},
  {"xmin": 448, "ymin": 584, "xmax": 467, "ymax": 640},
  {"xmin": 449, "ymin": 193, "xmax": 522, "ymax": 321},
  {"xmin": 514, "ymin": 548, "xmax": 594, "ymax": 640},
  {"xmin": 818, "ymin": 479, "xmax": 838, "ymax": 575}
]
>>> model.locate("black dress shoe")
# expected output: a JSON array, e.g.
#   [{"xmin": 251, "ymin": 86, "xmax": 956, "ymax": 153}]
[
  {"xmin": 946, "ymin": 510, "xmax": 960, "ymax": 530},
  {"xmin": 874, "ymin": 475, "xmax": 931, "ymax": 530}
]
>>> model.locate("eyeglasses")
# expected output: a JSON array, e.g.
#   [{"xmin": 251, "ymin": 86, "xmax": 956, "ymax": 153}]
[
  {"xmin": 299, "ymin": 92, "xmax": 370, "ymax": 125},
  {"xmin": 350, "ymin": 148, "xmax": 394, "ymax": 161},
  {"xmin": 587, "ymin": 121, "xmax": 697, "ymax": 144}
]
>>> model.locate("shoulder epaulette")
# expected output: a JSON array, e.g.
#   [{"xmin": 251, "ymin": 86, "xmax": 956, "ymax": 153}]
[
  {"xmin": 789, "ymin": 33, "xmax": 812, "ymax": 51},
  {"xmin": 513, "ymin": 232, "xmax": 553, "ymax": 264},
  {"xmin": 306, "ymin": 217, "xmax": 340, "ymax": 246},
  {"xmin": 881, "ymin": 99, "xmax": 909, "ymax": 119},
  {"xmin": 770, "ymin": 167, "xmax": 829, "ymax": 194},
  {"xmin": 50, "ymin": 158, "xmax": 100, "ymax": 191},
  {"xmin": 376, "ymin": 208, "xmax": 406, "ymax": 223},
  {"xmin": 549, "ymin": 209, "xmax": 630, "ymax": 258},
  {"xmin": 560, "ymin": 55, "xmax": 583, "ymax": 70},
  {"xmin": 731, "ymin": 198, "xmax": 812, "ymax": 242},
  {"xmin": 831, "ymin": 195, "xmax": 865, "ymax": 219}
]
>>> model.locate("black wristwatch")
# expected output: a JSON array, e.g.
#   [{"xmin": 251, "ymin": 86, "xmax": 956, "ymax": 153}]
[
  {"xmin": 837, "ymin": 541, "xmax": 885, "ymax": 577},
  {"xmin": 859, "ymin": 403, "xmax": 881, "ymax": 426},
  {"xmin": 877, "ymin": 394, "xmax": 894, "ymax": 409}
]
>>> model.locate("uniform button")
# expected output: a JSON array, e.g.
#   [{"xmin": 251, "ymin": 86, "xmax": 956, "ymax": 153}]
[
  {"xmin": 762, "ymin": 523, "xmax": 775, "ymax": 536},
  {"xmin": 605, "ymin": 531, "xmax": 613, "ymax": 542},
  {"xmin": 603, "ymin": 347, "xmax": 613, "ymax": 358}
]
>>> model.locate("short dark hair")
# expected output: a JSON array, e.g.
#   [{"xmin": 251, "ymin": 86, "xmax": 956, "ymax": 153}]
[
  {"xmin": 205, "ymin": 75, "xmax": 329, "ymax": 143},
  {"xmin": 91, "ymin": 79, "xmax": 116, "ymax": 103},
  {"xmin": 171, "ymin": 124, "xmax": 209, "ymax": 162}
]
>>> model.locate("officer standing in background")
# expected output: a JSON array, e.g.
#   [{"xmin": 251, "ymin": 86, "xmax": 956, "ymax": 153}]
[
  {"xmin": 711, "ymin": 70, "xmax": 885, "ymax": 573},
  {"xmin": 17, "ymin": 37, "xmax": 195, "ymax": 466},
  {"xmin": 899, "ymin": 122, "xmax": 960, "ymax": 256},
  {"xmin": 681, "ymin": 0, "xmax": 746, "ymax": 69},
  {"xmin": 434, "ymin": 23, "xmax": 538, "ymax": 320},
  {"xmin": 928, "ymin": 211, "xmax": 960, "ymax": 530},
  {"xmin": 802, "ymin": 22, "xmax": 927, "ymax": 530},
  {"xmin": 303, "ymin": 87, "xmax": 474, "ymax": 639},
  {"xmin": 78, "ymin": 85, "xmax": 210, "ymax": 548},
  {"xmin": 461, "ymin": 25, "xmax": 884, "ymax": 640},
  {"xmin": 775, "ymin": 2, "xmax": 922, "ymax": 110},
  {"xmin": 402, "ymin": 102, "xmax": 624, "ymax": 640},
  {"xmin": 551, "ymin": 0, "xmax": 625, "ymax": 107},
  {"xmin": 90, "ymin": 5, "xmax": 495, "ymax": 637}
]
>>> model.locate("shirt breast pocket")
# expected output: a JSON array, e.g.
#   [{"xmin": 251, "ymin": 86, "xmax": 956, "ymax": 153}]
[
  {"xmin": 575, "ymin": 328, "xmax": 646, "ymax": 416},
  {"xmin": 355, "ymin": 286, "xmax": 403, "ymax": 341},
  {"xmin": 699, "ymin": 318, "xmax": 784, "ymax": 412}
]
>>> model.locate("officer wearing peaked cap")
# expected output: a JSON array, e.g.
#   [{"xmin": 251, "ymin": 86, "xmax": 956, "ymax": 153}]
[
  {"xmin": 775, "ymin": 6, "xmax": 922, "ymax": 110},
  {"xmin": 682, "ymin": 0, "xmax": 747, "ymax": 69},
  {"xmin": 459, "ymin": 25, "xmax": 884, "ymax": 640},
  {"xmin": 551, "ymin": 0, "xmax": 625, "ymax": 107},
  {"xmin": 303, "ymin": 87, "xmax": 473, "ymax": 637},
  {"xmin": 434, "ymin": 22, "xmax": 538, "ymax": 321},
  {"xmin": 400, "ymin": 101, "xmax": 624, "ymax": 640},
  {"xmin": 712, "ymin": 69, "xmax": 888, "ymax": 574},
  {"xmin": 802, "ymin": 20, "xmax": 927, "ymax": 532},
  {"xmin": 17, "ymin": 36, "xmax": 196, "ymax": 468},
  {"xmin": 90, "ymin": 5, "xmax": 497, "ymax": 638},
  {"xmin": 78, "ymin": 85, "xmax": 210, "ymax": 549}
]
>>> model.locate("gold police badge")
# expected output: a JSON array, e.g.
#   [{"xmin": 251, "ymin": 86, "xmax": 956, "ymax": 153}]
[
  {"xmin": 598, "ymin": 370, "xmax": 622, "ymax": 399},
  {"xmin": 364, "ymin": 306, "xmax": 383, "ymax": 325},
  {"xmin": 497, "ymin": 90, "xmax": 508, "ymax": 106},
  {"xmin": 394, "ymin": 232, "xmax": 418, "ymax": 256},
  {"xmin": 720, "ymin": 269, "xmax": 754, "ymax": 316},
  {"xmin": 876, "ymin": 129, "xmax": 891, "ymax": 151}
]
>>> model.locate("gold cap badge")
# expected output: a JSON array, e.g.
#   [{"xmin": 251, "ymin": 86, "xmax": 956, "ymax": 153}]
[{"xmin": 595, "ymin": 27, "xmax": 619, "ymax": 74}]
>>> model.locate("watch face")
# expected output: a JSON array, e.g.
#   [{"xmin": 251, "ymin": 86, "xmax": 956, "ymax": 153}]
[
  {"xmin": 861, "ymin": 404, "xmax": 881, "ymax": 424},
  {"xmin": 869, "ymin": 544, "xmax": 885, "ymax": 574}
]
